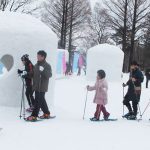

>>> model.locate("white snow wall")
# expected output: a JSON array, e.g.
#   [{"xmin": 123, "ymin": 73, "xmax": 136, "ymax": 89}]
[
  {"xmin": 86, "ymin": 44, "xmax": 124, "ymax": 82},
  {"xmin": 0, "ymin": 12, "xmax": 58, "ymax": 107}
]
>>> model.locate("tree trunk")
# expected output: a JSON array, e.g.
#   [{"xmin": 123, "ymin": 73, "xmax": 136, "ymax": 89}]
[
  {"xmin": 123, "ymin": 50, "xmax": 130, "ymax": 73},
  {"xmin": 60, "ymin": 0, "xmax": 67, "ymax": 49},
  {"xmin": 129, "ymin": 0, "xmax": 137, "ymax": 66},
  {"xmin": 122, "ymin": 0, "xmax": 128, "ymax": 53},
  {"xmin": 68, "ymin": 0, "xmax": 74, "ymax": 72}
]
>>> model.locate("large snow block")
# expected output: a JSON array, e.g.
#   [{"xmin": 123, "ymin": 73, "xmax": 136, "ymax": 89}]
[
  {"xmin": 86, "ymin": 44, "xmax": 124, "ymax": 82},
  {"xmin": 0, "ymin": 12, "xmax": 58, "ymax": 107}
]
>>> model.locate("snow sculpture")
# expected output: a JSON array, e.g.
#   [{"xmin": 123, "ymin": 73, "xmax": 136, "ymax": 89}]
[
  {"xmin": 86, "ymin": 44, "xmax": 124, "ymax": 82},
  {"xmin": 0, "ymin": 12, "xmax": 58, "ymax": 107}
]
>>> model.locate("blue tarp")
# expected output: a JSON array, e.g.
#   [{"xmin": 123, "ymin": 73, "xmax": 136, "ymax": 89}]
[
  {"xmin": 73, "ymin": 53, "xmax": 80, "ymax": 72},
  {"xmin": 56, "ymin": 51, "xmax": 63, "ymax": 74}
]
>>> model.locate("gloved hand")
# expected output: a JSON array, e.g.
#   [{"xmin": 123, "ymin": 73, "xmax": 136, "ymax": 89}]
[
  {"xmin": 122, "ymin": 83, "xmax": 126, "ymax": 87},
  {"xmin": 39, "ymin": 66, "xmax": 44, "ymax": 72},
  {"xmin": 18, "ymin": 69, "xmax": 23, "ymax": 74}
]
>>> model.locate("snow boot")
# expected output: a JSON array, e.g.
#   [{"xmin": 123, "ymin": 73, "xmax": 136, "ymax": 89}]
[
  {"xmin": 127, "ymin": 115, "xmax": 137, "ymax": 120},
  {"xmin": 25, "ymin": 116, "xmax": 37, "ymax": 122},
  {"xmin": 90, "ymin": 117, "xmax": 99, "ymax": 121},
  {"xmin": 39, "ymin": 113, "xmax": 51, "ymax": 119},
  {"xmin": 104, "ymin": 113, "xmax": 110, "ymax": 120},
  {"xmin": 122, "ymin": 112, "xmax": 133, "ymax": 119}
]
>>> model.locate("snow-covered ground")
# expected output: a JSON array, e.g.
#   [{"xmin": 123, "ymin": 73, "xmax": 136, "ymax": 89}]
[{"xmin": 0, "ymin": 75, "xmax": 150, "ymax": 150}]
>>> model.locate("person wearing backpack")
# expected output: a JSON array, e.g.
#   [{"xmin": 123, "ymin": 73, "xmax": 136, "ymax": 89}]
[{"xmin": 123, "ymin": 61, "xmax": 144, "ymax": 120}]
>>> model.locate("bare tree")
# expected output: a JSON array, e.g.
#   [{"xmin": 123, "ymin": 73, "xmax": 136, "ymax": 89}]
[
  {"xmin": 42, "ymin": 0, "xmax": 91, "ymax": 71},
  {"xmin": 128, "ymin": 0, "xmax": 150, "ymax": 66},
  {"xmin": 0, "ymin": 0, "xmax": 9, "ymax": 11},
  {"xmin": 104, "ymin": 0, "xmax": 150, "ymax": 72},
  {"xmin": 88, "ymin": 3, "xmax": 111, "ymax": 46},
  {"xmin": 104, "ymin": 0, "xmax": 130, "ymax": 72},
  {"xmin": 0, "ymin": 0, "xmax": 42, "ymax": 15},
  {"xmin": 67, "ymin": 0, "xmax": 91, "ymax": 71},
  {"xmin": 42, "ymin": 0, "xmax": 70, "ymax": 49},
  {"xmin": 142, "ymin": 15, "xmax": 150, "ymax": 68}
]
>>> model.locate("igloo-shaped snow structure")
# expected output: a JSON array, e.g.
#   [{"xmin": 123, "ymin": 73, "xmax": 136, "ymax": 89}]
[
  {"xmin": 86, "ymin": 44, "xmax": 124, "ymax": 82},
  {"xmin": 0, "ymin": 12, "xmax": 58, "ymax": 107}
]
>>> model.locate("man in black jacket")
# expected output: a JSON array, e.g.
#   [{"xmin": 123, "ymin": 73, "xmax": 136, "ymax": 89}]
[
  {"xmin": 18, "ymin": 54, "xmax": 35, "ymax": 112},
  {"xmin": 123, "ymin": 61, "xmax": 144, "ymax": 120}
]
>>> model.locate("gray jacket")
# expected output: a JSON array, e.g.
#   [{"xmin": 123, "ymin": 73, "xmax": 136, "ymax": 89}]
[{"xmin": 33, "ymin": 60, "xmax": 52, "ymax": 92}]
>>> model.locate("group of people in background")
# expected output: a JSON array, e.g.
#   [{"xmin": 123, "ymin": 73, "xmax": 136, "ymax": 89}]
[
  {"xmin": 65, "ymin": 54, "xmax": 86, "ymax": 76},
  {"xmin": 18, "ymin": 51, "xmax": 52, "ymax": 121}
]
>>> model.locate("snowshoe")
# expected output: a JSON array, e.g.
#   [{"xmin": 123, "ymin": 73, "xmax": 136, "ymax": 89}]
[
  {"xmin": 100, "ymin": 118, "xmax": 118, "ymax": 121},
  {"xmin": 127, "ymin": 115, "xmax": 137, "ymax": 120},
  {"xmin": 25, "ymin": 116, "xmax": 37, "ymax": 122},
  {"xmin": 122, "ymin": 112, "xmax": 133, "ymax": 119},
  {"xmin": 39, "ymin": 114, "xmax": 56, "ymax": 120},
  {"xmin": 90, "ymin": 117, "xmax": 99, "ymax": 122}
]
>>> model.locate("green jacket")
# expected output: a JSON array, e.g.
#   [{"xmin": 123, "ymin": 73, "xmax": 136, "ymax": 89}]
[{"xmin": 33, "ymin": 60, "xmax": 52, "ymax": 92}]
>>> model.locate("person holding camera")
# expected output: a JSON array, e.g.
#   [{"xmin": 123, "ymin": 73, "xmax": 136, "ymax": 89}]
[
  {"xmin": 123, "ymin": 61, "xmax": 144, "ymax": 120},
  {"xmin": 26, "ymin": 51, "xmax": 52, "ymax": 122},
  {"xmin": 18, "ymin": 54, "xmax": 35, "ymax": 112}
]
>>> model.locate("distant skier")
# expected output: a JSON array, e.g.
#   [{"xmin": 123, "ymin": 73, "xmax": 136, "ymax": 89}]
[
  {"xmin": 18, "ymin": 54, "xmax": 35, "ymax": 112},
  {"xmin": 87, "ymin": 70, "xmax": 110, "ymax": 121},
  {"xmin": 26, "ymin": 50, "xmax": 52, "ymax": 121},
  {"xmin": 145, "ymin": 68, "xmax": 150, "ymax": 88},
  {"xmin": 123, "ymin": 61, "xmax": 144, "ymax": 120}
]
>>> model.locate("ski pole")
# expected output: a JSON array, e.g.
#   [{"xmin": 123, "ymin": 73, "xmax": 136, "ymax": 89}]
[
  {"xmin": 22, "ymin": 78, "xmax": 26, "ymax": 120},
  {"xmin": 138, "ymin": 99, "xmax": 150, "ymax": 121},
  {"xmin": 138, "ymin": 104, "xmax": 142, "ymax": 117},
  {"xmin": 19, "ymin": 86, "xmax": 23, "ymax": 119},
  {"xmin": 19, "ymin": 76, "xmax": 24, "ymax": 119},
  {"xmin": 83, "ymin": 90, "xmax": 88, "ymax": 120}
]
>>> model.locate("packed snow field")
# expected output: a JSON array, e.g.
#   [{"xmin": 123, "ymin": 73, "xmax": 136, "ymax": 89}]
[{"xmin": 0, "ymin": 75, "xmax": 150, "ymax": 150}]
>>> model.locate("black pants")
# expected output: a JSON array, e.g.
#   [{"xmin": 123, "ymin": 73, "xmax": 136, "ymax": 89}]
[
  {"xmin": 77, "ymin": 67, "xmax": 81, "ymax": 76},
  {"xmin": 146, "ymin": 77, "xmax": 149, "ymax": 88},
  {"xmin": 123, "ymin": 93, "xmax": 141, "ymax": 116},
  {"xmin": 25, "ymin": 86, "xmax": 34, "ymax": 107},
  {"xmin": 31, "ymin": 92, "xmax": 50, "ymax": 117}
]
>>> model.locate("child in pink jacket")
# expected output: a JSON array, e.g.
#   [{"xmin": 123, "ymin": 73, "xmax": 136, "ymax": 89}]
[{"xmin": 87, "ymin": 70, "xmax": 110, "ymax": 121}]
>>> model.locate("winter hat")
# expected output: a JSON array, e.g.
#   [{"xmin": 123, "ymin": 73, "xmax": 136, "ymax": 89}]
[
  {"xmin": 37, "ymin": 50, "xmax": 47, "ymax": 59},
  {"xmin": 21, "ymin": 54, "xmax": 29, "ymax": 61},
  {"xmin": 97, "ymin": 70, "xmax": 106, "ymax": 79}
]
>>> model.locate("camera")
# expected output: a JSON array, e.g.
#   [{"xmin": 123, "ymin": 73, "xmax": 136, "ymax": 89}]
[
  {"xmin": 17, "ymin": 69, "xmax": 27, "ymax": 78},
  {"xmin": 18, "ymin": 69, "xmax": 23, "ymax": 75}
]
